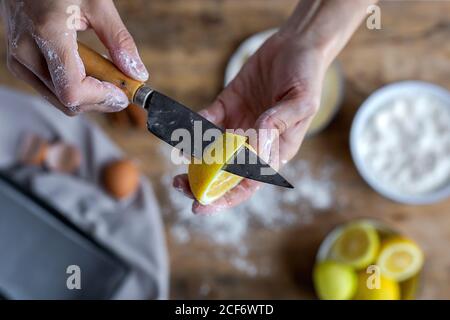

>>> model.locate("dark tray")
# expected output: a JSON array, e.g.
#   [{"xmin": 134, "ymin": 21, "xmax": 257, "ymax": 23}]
[{"xmin": 0, "ymin": 172, "xmax": 129, "ymax": 300}]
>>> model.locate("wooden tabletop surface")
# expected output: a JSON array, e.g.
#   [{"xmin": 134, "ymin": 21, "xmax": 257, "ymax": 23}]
[{"xmin": 1, "ymin": 0, "xmax": 449, "ymax": 299}]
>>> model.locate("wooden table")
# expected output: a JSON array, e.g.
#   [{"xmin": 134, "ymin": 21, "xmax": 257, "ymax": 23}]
[{"xmin": 0, "ymin": 0, "xmax": 449, "ymax": 299}]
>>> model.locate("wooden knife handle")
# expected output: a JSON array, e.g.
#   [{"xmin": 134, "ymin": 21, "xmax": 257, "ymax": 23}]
[{"xmin": 77, "ymin": 42, "xmax": 144, "ymax": 101}]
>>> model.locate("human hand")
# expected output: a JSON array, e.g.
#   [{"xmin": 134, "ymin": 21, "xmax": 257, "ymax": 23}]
[
  {"xmin": 173, "ymin": 0, "xmax": 376, "ymax": 214},
  {"xmin": 1, "ymin": 0, "xmax": 148, "ymax": 115},
  {"xmin": 173, "ymin": 31, "xmax": 328, "ymax": 214}
]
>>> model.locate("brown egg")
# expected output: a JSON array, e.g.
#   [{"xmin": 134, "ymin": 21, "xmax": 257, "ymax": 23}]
[
  {"xmin": 102, "ymin": 159, "xmax": 140, "ymax": 200},
  {"xmin": 18, "ymin": 133, "xmax": 49, "ymax": 166},
  {"xmin": 45, "ymin": 142, "xmax": 82, "ymax": 173}
]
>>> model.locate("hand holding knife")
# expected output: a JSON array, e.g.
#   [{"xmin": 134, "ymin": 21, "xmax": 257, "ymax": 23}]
[{"xmin": 77, "ymin": 42, "xmax": 293, "ymax": 189}]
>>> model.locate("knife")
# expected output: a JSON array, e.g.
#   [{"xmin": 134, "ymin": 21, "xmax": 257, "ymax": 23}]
[{"xmin": 78, "ymin": 42, "xmax": 293, "ymax": 188}]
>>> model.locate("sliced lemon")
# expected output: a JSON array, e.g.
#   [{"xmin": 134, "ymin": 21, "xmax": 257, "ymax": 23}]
[
  {"xmin": 188, "ymin": 132, "xmax": 247, "ymax": 205},
  {"xmin": 313, "ymin": 261, "xmax": 357, "ymax": 300},
  {"xmin": 353, "ymin": 271, "xmax": 400, "ymax": 300},
  {"xmin": 376, "ymin": 237, "xmax": 424, "ymax": 282},
  {"xmin": 330, "ymin": 222, "xmax": 380, "ymax": 270}
]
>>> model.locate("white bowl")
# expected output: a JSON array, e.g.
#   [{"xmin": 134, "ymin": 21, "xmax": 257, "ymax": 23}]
[
  {"xmin": 224, "ymin": 29, "xmax": 277, "ymax": 86},
  {"xmin": 350, "ymin": 81, "xmax": 450, "ymax": 205}
]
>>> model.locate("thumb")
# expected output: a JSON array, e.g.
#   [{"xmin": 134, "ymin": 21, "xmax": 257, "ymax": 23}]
[
  {"xmin": 87, "ymin": 0, "xmax": 149, "ymax": 82},
  {"xmin": 255, "ymin": 97, "xmax": 317, "ymax": 135},
  {"xmin": 254, "ymin": 97, "xmax": 317, "ymax": 167}
]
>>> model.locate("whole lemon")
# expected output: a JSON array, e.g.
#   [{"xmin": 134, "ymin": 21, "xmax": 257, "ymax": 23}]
[{"xmin": 313, "ymin": 261, "xmax": 357, "ymax": 300}]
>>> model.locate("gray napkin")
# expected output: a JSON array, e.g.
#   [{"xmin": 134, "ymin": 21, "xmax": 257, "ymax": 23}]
[{"xmin": 0, "ymin": 86, "xmax": 169, "ymax": 299}]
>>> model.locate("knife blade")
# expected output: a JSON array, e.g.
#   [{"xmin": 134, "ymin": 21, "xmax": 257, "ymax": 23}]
[
  {"xmin": 78, "ymin": 42, "xmax": 293, "ymax": 188},
  {"xmin": 141, "ymin": 90, "xmax": 293, "ymax": 188}
]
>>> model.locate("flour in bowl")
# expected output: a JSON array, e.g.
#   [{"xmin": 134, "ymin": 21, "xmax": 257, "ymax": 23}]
[{"xmin": 357, "ymin": 92, "xmax": 450, "ymax": 195}]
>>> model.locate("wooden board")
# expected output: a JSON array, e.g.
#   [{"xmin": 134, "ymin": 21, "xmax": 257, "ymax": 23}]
[{"xmin": 0, "ymin": 0, "xmax": 449, "ymax": 299}]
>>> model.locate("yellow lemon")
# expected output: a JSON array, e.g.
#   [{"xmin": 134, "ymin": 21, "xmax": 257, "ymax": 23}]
[
  {"xmin": 330, "ymin": 222, "xmax": 380, "ymax": 270},
  {"xmin": 401, "ymin": 275, "xmax": 420, "ymax": 300},
  {"xmin": 353, "ymin": 271, "xmax": 400, "ymax": 300},
  {"xmin": 188, "ymin": 132, "xmax": 247, "ymax": 205},
  {"xmin": 376, "ymin": 237, "xmax": 424, "ymax": 282},
  {"xmin": 313, "ymin": 261, "xmax": 357, "ymax": 300}
]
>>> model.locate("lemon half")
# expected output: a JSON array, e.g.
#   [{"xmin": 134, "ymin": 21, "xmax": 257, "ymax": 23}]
[
  {"xmin": 330, "ymin": 222, "xmax": 380, "ymax": 270},
  {"xmin": 376, "ymin": 237, "xmax": 424, "ymax": 282},
  {"xmin": 188, "ymin": 133, "xmax": 247, "ymax": 205}
]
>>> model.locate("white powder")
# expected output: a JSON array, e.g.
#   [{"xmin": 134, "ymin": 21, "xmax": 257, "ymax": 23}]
[
  {"xmin": 357, "ymin": 93, "xmax": 450, "ymax": 195},
  {"xmin": 230, "ymin": 257, "xmax": 258, "ymax": 277},
  {"xmin": 115, "ymin": 49, "xmax": 149, "ymax": 81},
  {"xmin": 159, "ymin": 144, "xmax": 336, "ymax": 275}
]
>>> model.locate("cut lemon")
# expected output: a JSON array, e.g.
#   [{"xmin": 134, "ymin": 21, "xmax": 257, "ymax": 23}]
[
  {"xmin": 353, "ymin": 272, "xmax": 400, "ymax": 300},
  {"xmin": 376, "ymin": 237, "xmax": 424, "ymax": 282},
  {"xmin": 188, "ymin": 132, "xmax": 247, "ymax": 205},
  {"xmin": 313, "ymin": 261, "xmax": 357, "ymax": 300},
  {"xmin": 330, "ymin": 222, "xmax": 380, "ymax": 270}
]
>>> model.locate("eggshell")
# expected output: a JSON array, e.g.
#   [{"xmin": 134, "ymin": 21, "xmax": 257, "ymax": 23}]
[
  {"xmin": 45, "ymin": 142, "xmax": 82, "ymax": 173},
  {"xmin": 18, "ymin": 133, "xmax": 49, "ymax": 166},
  {"xmin": 102, "ymin": 159, "xmax": 140, "ymax": 200}
]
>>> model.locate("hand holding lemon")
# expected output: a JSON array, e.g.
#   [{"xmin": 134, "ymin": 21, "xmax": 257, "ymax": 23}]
[{"xmin": 172, "ymin": 132, "xmax": 262, "ymax": 213}]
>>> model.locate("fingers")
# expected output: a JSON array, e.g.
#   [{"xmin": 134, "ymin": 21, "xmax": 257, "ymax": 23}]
[
  {"xmin": 192, "ymin": 179, "xmax": 261, "ymax": 215},
  {"xmin": 172, "ymin": 174, "xmax": 194, "ymax": 199},
  {"xmin": 32, "ymin": 26, "xmax": 129, "ymax": 114},
  {"xmin": 255, "ymin": 95, "xmax": 318, "ymax": 135},
  {"xmin": 8, "ymin": 31, "xmax": 55, "ymax": 93},
  {"xmin": 198, "ymin": 96, "xmax": 227, "ymax": 128},
  {"xmin": 254, "ymin": 94, "xmax": 318, "ymax": 167},
  {"xmin": 4, "ymin": 0, "xmax": 130, "ymax": 115},
  {"xmin": 198, "ymin": 84, "xmax": 247, "ymax": 128},
  {"xmin": 6, "ymin": 56, "xmax": 75, "ymax": 116},
  {"xmin": 279, "ymin": 116, "xmax": 314, "ymax": 164},
  {"xmin": 172, "ymin": 173, "xmax": 260, "ymax": 215},
  {"xmin": 87, "ymin": 0, "xmax": 149, "ymax": 82},
  {"xmin": 172, "ymin": 173, "xmax": 260, "ymax": 214}
]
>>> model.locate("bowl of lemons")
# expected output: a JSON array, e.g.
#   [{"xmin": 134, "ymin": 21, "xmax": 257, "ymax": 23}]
[{"xmin": 313, "ymin": 219, "xmax": 424, "ymax": 300}]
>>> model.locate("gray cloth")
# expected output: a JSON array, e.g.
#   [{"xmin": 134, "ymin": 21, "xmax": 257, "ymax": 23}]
[{"xmin": 0, "ymin": 86, "xmax": 169, "ymax": 299}]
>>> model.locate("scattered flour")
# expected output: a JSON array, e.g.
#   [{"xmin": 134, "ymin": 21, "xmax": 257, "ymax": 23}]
[{"xmin": 159, "ymin": 144, "xmax": 336, "ymax": 277}]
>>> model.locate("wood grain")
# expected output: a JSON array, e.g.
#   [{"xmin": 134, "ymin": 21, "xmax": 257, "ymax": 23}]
[{"xmin": 0, "ymin": 0, "xmax": 449, "ymax": 299}]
